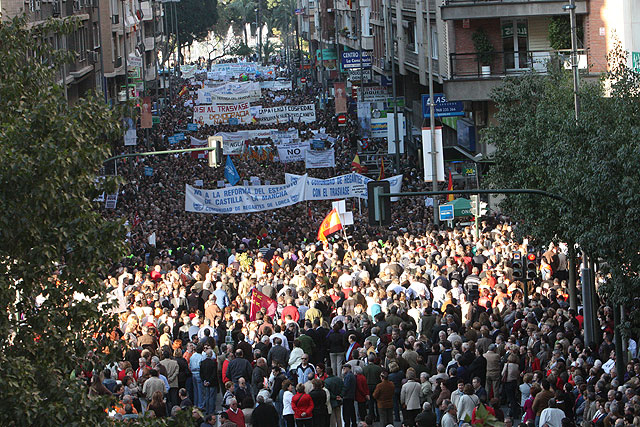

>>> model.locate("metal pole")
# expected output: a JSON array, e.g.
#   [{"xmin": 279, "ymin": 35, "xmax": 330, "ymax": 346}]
[
  {"xmin": 258, "ymin": 0, "xmax": 262, "ymax": 64},
  {"xmin": 389, "ymin": 4, "xmax": 400, "ymax": 172},
  {"xmin": 318, "ymin": 0, "xmax": 326, "ymax": 104},
  {"xmin": 581, "ymin": 251, "xmax": 595, "ymax": 346},
  {"xmin": 568, "ymin": 244, "xmax": 578, "ymax": 310},
  {"xmin": 567, "ymin": 0, "xmax": 580, "ymax": 122},
  {"xmin": 426, "ymin": 0, "xmax": 438, "ymax": 225},
  {"xmin": 174, "ymin": 2, "xmax": 180, "ymax": 76},
  {"xmin": 358, "ymin": 5, "xmax": 363, "ymax": 101},
  {"xmin": 96, "ymin": 0, "xmax": 107, "ymax": 104},
  {"xmin": 122, "ymin": 0, "xmax": 129, "ymax": 102}
]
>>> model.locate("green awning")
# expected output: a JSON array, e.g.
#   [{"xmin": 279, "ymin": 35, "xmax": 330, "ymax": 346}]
[{"xmin": 443, "ymin": 197, "xmax": 473, "ymax": 218}]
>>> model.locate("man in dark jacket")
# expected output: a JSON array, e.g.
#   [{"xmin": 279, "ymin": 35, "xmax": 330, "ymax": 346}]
[
  {"xmin": 342, "ymin": 364, "xmax": 357, "ymax": 427},
  {"xmin": 251, "ymin": 395, "xmax": 280, "ymax": 427},
  {"xmin": 267, "ymin": 337, "xmax": 289, "ymax": 368},
  {"xmin": 415, "ymin": 402, "xmax": 437, "ymax": 427},
  {"xmin": 200, "ymin": 349, "xmax": 219, "ymax": 415},
  {"xmin": 251, "ymin": 357, "xmax": 269, "ymax": 398},
  {"xmin": 227, "ymin": 349, "xmax": 253, "ymax": 386}
]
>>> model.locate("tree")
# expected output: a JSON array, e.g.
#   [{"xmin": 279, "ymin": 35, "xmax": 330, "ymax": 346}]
[
  {"xmin": 0, "ymin": 15, "xmax": 191, "ymax": 425},
  {"xmin": 161, "ymin": 0, "xmax": 219, "ymax": 65},
  {"xmin": 484, "ymin": 41, "xmax": 640, "ymax": 332}
]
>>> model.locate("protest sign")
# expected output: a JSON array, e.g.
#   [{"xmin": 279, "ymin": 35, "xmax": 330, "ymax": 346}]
[
  {"xmin": 193, "ymin": 103, "xmax": 251, "ymax": 126},
  {"xmin": 184, "ymin": 175, "xmax": 307, "ymax": 214},
  {"xmin": 305, "ymin": 148, "xmax": 336, "ymax": 169},
  {"xmin": 258, "ymin": 104, "xmax": 316, "ymax": 124}
]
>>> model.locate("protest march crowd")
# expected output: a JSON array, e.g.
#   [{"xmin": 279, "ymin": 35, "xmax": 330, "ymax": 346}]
[{"xmin": 88, "ymin": 60, "xmax": 640, "ymax": 427}]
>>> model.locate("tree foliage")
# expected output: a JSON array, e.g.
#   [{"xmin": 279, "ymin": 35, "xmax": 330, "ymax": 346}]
[
  {"xmin": 0, "ymin": 16, "xmax": 196, "ymax": 425},
  {"xmin": 485, "ymin": 40, "xmax": 640, "ymax": 329},
  {"xmin": 0, "ymin": 15, "xmax": 128, "ymax": 425},
  {"xmin": 172, "ymin": 0, "xmax": 219, "ymax": 54}
]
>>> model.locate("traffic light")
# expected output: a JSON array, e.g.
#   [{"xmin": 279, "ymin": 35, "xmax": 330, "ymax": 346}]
[
  {"xmin": 512, "ymin": 252, "xmax": 523, "ymax": 280},
  {"xmin": 367, "ymin": 180, "xmax": 391, "ymax": 226},
  {"xmin": 470, "ymin": 195, "xmax": 479, "ymax": 216},
  {"xmin": 526, "ymin": 247, "xmax": 537, "ymax": 280},
  {"xmin": 207, "ymin": 136, "xmax": 222, "ymax": 167},
  {"xmin": 470, "ymin": 195, "xmax": 489, "ymax": 217}
]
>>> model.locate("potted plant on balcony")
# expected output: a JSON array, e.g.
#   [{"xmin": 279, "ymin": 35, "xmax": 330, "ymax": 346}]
[{"xmin": 472, "ymin": 28, "xmax": 494, "ymax": 77}]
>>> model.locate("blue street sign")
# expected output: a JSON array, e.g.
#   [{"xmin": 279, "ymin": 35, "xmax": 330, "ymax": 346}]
[
  {"xmin": 422, "ymin": 93, "xmax": 464, "ymax": 118},
  {"xmin": 341, "ymin": 51, "xmax": 372, "ymax": 69},
  {"xmin": 439, "ymin": 204, "xmax": 454, "ymax": 221}
]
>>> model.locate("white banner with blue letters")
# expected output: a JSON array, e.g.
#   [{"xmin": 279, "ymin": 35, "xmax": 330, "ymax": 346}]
[{"xmin": 185, "ymin": 175, "xmax": 307, "ymax": 214}]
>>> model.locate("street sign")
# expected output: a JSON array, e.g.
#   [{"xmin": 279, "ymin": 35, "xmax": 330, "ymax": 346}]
[
  {"xmin": 438, "ymin": 204, "xmax": 454, "ymax": 221},
  {"xmin": 633, "ymin": 52, "xmax": 640, "ymax": 73},
  {"xmin": 341, "ymin": 51, "xmax": 372, "ymax": 69},
  {"xmin": 337, "ymin": 114, "xmax": 347, "ymax": 126},
  {"xmin": 422, "ymin": 93, "xmax": 464, "ymax": 118},
  {"xmin": 462, "ymin": 166, "xmax": 476, "ymax": 177},
  {"xmin": 301, "ymin": 77, "xmax": 307, "ymax": 83}
]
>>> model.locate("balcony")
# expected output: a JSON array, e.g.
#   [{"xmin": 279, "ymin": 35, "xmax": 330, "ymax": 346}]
[
  {"xmin": 440, "ymin": 0, "xmax": 587, "ymax": 20},
  {"xmin": 445, "ymin": 49, "xmax": 587, "ymax": 100},
  {"xmin": 141, "ymin": 2, "xmax": 152, "ymax": 21}
]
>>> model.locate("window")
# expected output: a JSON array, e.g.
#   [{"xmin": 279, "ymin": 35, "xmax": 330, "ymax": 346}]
[
  {"xmin": 430, "ymin": 25, "xmax": 438, "ymax": 59},
  {"xmin": 28, "ymin": 0, "xmax": 41, "ymax": 12},
  {"xmin": 93, "ymin": 22, "xmax": 100, "ymax": 49},
  {"xmin": 405, "ymin": 20, "xmax": 417, "ymax": 53}
]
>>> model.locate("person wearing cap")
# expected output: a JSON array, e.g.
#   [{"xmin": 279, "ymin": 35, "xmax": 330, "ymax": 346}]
[{"xmin": 341, "ymin": 364, "xmax": 357, "ymax": 427}]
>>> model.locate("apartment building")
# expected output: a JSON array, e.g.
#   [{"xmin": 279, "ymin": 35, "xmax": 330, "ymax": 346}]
[
  {"xmin": 2, "ymin": 0, "xmax": 164, "ymax": 105},
  {"xmin": 307, "ymin": 0, "xmax": 635, "ymax": 165}
]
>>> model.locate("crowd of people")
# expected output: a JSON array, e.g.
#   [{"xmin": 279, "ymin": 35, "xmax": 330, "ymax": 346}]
[{"xmin": 88, "ymin": 61, "xmax": 640, "ymax": 427}]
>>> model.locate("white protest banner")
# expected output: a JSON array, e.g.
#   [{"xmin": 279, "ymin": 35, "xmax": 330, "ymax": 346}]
[
  {"xmin": 305, "ymin": 148, "xmax": 336, "ymax": 169},
  {"xmin": 270, "ymin": 129, "xmax": 300, "ymax": 144},
  {"xmin": 223, "ymin": 139, "xmax": 245, "ymax": 155},
  {"xmin": 259, "ymin": 80, "xmax": 293, "ymax": 90},
  {"xmin": 277, "ymin": 140, "xmax": 310, "ymax": 163},
  {"xmin": 193, "ymin": 103, "xmax": 251, "ymax": 126},
  {"xmin": 123, "ymin": 117, "xmax": 136, "ymax": 146},
  {"xmin": 286, "ymin": 173, "xmax": 367, "ymax": 200},
  {"xmin": 387, "ymin": 113, "xmax": 406, "ymax": 154},
  {"xmin": 250, "ymin": 105, "xmax": 262, "ymax": 119},
  {"xmin": 184, "ymin": 175, "xmax": 307, "ymax": 214},
  {"xmin": 258, "ymin": 104, "xmax": 316, "ymax": 124},
  {"xmin": 285, "ymin": 173, "xmax": 403, "ymax": 201}
]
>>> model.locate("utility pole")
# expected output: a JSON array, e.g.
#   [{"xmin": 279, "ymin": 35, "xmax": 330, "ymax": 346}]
[
  {"xmin": 425, "ymin": 0, "xmax": 438, "ymax": 225},
  {"xmin": 122, "ymin": 0, "xmax": 129, "ymax": 102},
  {"xmin": 358, "ymin": 4, "xmax": 363, "ymax": 102},
  {"xmin": 388, "ymin": 1, "xmax": 400, "ymax": 172},
  {"xmin": 566, "ymin": 0, "xmax": 580, "ymax": 122},
  {"xmin": 317, "ymin": 0, "xmax": 326, "ymax": 105},
  {"xmin": 173, "ymin": 1, "xmax": 180, "ymax": 76}
]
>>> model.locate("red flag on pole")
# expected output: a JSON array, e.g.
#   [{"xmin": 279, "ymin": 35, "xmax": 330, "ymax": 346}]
[
  {"xmin": 447, "ymin": 169, "xmax": 454, "ymax": 202},
  {"xmin": 249, "ymin": 289, "xmax": 277, "ymax": 321}
]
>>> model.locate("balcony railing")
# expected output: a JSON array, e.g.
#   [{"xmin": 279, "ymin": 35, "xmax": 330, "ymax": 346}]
[{"xmin": 449, "ymin": 49, "xmax": 587, "ymax": 79}]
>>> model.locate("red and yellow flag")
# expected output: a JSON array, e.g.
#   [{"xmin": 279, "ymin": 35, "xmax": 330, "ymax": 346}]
[
  {"xmin": 447, "ymin": 169, "xmax": 454, "ymax": 202},
  {"xmin": 378, "ymin": 158, "xmax": 385, "ymax": 180},
  {"xmin": 351, "ymin": 154, "xmax": 366, "ymax": 174},
  {"xmin": 318, "ymin": 208, "xmax": 343, "ymax": 242},
  {"xmin": 178, "ymin": 85, "xmax": 188, "ymax": 97},
  {"xmin": 249, "ymin": 289, "xmax": 277, "ymax": 321}
]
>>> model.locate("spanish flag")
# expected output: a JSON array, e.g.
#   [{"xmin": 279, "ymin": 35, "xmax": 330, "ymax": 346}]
[
  {"xmin": 351, "ymin": 154, "xmax": 366, "ymax": 173},
  {"xmin": 178, "ymin": 85, "xmax": 188, "ymax": 97},
  {"xmin": 447, "ymin": 169, "xmax": 454, "ymax": 202},
  {"xmin": 318, "ymin": 208, "xmax": 343, "ymax": 242},
  {"xmin": 378, "ymin": 158, "xmax": 385, "ymax": 180}
]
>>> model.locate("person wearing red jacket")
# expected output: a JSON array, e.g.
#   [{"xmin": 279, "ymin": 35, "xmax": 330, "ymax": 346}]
[
  {"xmin": 282, "ymin": 299, "xmax": 301, "ymax": 323},
  {"xmin": 354, "ymin": 366, "xmax": 370, "ymax": 421},
  {"xmin": 291, "ymin": 383, "xmax": 314, "ymax": 427}
]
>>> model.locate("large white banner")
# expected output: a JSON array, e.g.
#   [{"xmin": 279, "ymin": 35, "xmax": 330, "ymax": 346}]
[
  {"xmin": 197, "ymin": 82, "xmax": 261, "ymax": 104},
  {"xmin": 193, "ymin": 103, "xmax": 251, "ymax": 126},
  {"xmin": 277, "ymin": 140, "xmax": 311, "ymax": 163},
  {"xmin": 286, "ymin": 173, "xmax": 403, "ymax": 201},
  {"xmin": 260, "ymin": 80, "xmax": 293, "ymax": 90},
  {"xmin": 422, "ymin": 127, "xmax": 445, "ymax": 182},
  {"xmin": 305, "ymin": 148, "xmax": 336, "ymax": 169},
  {"xmin": 210, "ymin": 62, "xmax": 258, "ymax": 76},
  {"xmin": 259, "ymin": 104, "xmax": 316, "ymax": 124},
  {"xmin": 185, "ymin": 176, "xmax": 307, "ymax": 214}
]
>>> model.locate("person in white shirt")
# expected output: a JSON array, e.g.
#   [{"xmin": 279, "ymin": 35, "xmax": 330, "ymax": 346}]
[
  {"xmin": 601, "ymin": 350, "xmax": 616, "ymax": 375},
  {"xmin": 441, "ymin": 403, "xmax": 457, "ymax": 427},
  {"xmin": 539, "ymin": 399, "xmax": 566, "ymax": 427},
  {"xmin": 282, "ymin": 380, "xmax": 296, "ymax": 427}
]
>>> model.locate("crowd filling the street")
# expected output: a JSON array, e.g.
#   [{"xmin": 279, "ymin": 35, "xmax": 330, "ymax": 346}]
[{"xmin": 83, "ymin": 60, "xmax": 638, "ymax": 427}]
